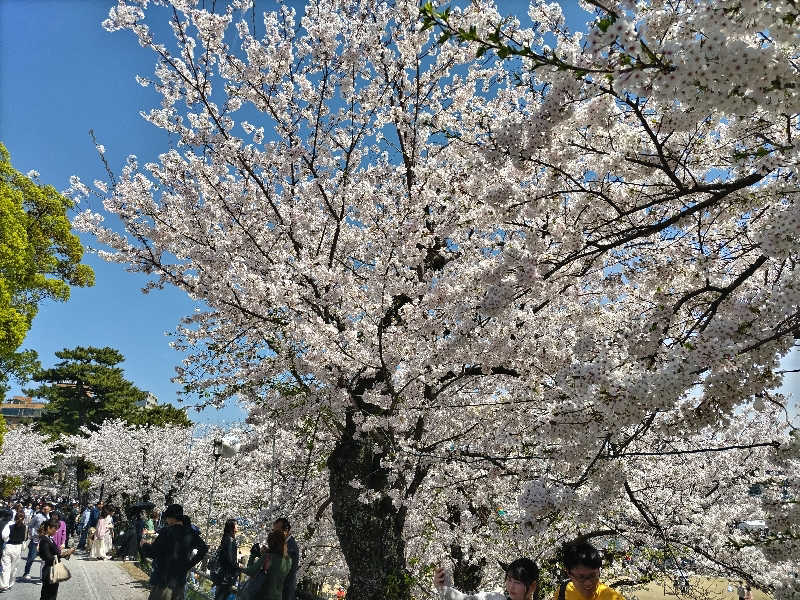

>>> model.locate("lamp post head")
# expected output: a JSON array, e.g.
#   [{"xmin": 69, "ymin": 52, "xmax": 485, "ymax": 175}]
[{"xmin": 212, "ymin": 439, "xmax": 224, "ymax": 459}]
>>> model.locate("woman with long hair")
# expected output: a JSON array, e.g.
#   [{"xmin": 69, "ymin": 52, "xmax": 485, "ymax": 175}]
[
  {"xmin": 213, "ymin": 518, "xmax": 240, "ymax": 600},
  {"xmin": 241, "ymin": 529, "xmax": 291, "ymax": 600},
  {"xmin": 38, "ymin": 517, "xmax": 75, "ymax": 600},
  {"xmin": 90, "ymin": 507, "xmax": 113, "ymax": 559}
]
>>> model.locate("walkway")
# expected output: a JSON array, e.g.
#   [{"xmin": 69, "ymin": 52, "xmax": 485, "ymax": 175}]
[{"xmin": 3, "ymin": 551, "xmax": 149, "ymax": 600}]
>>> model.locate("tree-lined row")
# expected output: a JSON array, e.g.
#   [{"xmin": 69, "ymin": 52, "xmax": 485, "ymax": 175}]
[{"xmin": 2, "ymin": 404, "xmax": 791, "ymax": 599}]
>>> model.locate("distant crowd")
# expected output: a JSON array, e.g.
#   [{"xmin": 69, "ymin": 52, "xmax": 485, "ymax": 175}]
[{"xmin": 0, "ymin": 496, "xmax": 300, "ymax": 600}]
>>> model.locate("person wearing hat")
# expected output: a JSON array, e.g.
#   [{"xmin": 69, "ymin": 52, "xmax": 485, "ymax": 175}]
[
  {"xmin": 140, "ymin": 504, "xmax": 208, "ymax": 600},
  {"xmin": 554, "ymin": 541, "xmax": 623, "ymax": 600},
  {"xmin": 434, "ymin": 557, "xmax": 539, "ymax": 600}
]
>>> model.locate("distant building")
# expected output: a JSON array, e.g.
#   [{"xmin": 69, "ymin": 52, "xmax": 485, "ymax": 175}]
[
  {"xmin": 136, "ymin": 392, "xmax": 158, "ymax": 409},
  {"xmin": 0, "ymin": 395, "xmax": 46, "ymax": 427}
]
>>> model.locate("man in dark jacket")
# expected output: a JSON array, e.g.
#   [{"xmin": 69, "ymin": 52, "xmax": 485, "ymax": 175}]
[
  {"xmin": 65, "ymin": 502, "xmax": 79, "ymax": 548},
  {"xmin": 88, "ymin": 501, "xmax": 102, "ymax": 529},
  {"xmin": 141, "ymin": 504, "xmax": 208, "ymax": 600},
  {"xmin": 273, "ymin": 517, "xmax": 299, "ymax": 600}
]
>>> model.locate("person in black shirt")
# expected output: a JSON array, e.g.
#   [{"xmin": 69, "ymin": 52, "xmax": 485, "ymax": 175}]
[
  {"xmin": 213, "ymin": 518, "xmax": 240, "ymax": 600},
  {"xmin": 141, "ymin": 504, "xmax": 208, "ymax": 600},
  {"xmin": 65, "ymin": 502, "xmax": 79, "ymax": 548},
  {"xmin": 38, "ymin": 518, "xmax": 76, "ymax": 600}
]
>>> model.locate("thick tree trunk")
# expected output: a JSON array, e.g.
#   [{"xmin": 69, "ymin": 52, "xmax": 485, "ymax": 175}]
[{"xmin": 328, "ymin": 415, "xmax": 411, "ymax": 600}]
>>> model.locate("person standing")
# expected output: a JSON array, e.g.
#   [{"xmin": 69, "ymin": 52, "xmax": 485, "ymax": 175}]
[
  {"xmin": 88, "ymin": 502, "xmax": 102, "ymax": 530},
  {"xmin": 553, "ymin": 541, "xmax": 624, "ymax": 600},
  {"xmin": 65, "ymin": 503, "xmax": 79, "ymax": 548},
  {"xmin": 140, "ymin": 503, "xmax": 208, "ymax": 600},
  {"xmin": 122, "ymin": 511, "xmax": 146, "ymax": 561},
  {"xmin": 241, "ymin": 530, "xmax": 291, "ymax": 600},
  {"xmin": 247, "ymin": 543, "xmax": 261, "ymax": 569},
  {"xmin": 145, "ymin": 511, "xmax": 157, "ymax": 534},
  {"xmin": 272, "ymin": 518, "xmax": 299, "ymax": 600},
  {"xmin": 0, "ymin": 511, "xmax": 27, "ymax": 591},
  {"xmin": 52, "ymin": 512, "xmax": 67, "ymax": 550},
  {"xmin": 38, "ymin": 518, "xmax": 75, "ymax": 600},
  {"xmin": 77, "ymin": 505, "xmax": 92, "ymax": 550},
  {"xmin": 90, "ymin": 507, "xmax": 113, "ymax": 559},
  {"xmin": 737, "ymin": 581, "xmax": 747, "ymax": 600},
  {"xmin": 22, "ymin": 502, "xmax": 52, "ymax": 580},
  {"xmin": 0, "ymin": 506, "xmax": 13, "ymax": 564},
  {"xmin": 213, "ymin": 519, "xmax": 240, "ymax": 600}
]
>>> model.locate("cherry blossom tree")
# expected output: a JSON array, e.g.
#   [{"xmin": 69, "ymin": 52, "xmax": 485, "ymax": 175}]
[
  {"xmin": 65, "ymin": 417, "xmax": 347, "ymax": 585},
  {"xmin": 0, "ymin": 424, "xmax": 55, "ymax": 481},
  {"xmin": 73, "ymin": 0, "xmax": 799, "ymax": 598}
]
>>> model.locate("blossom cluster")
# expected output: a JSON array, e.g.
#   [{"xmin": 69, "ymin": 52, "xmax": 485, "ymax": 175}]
[{"xmin": 0, "ymin": 425, "xmax": 55, "ymax": 480}]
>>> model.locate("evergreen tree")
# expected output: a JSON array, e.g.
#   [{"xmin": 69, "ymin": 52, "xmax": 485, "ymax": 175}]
[
  {"xmin": 27, "ymin": 346, "xmax": 190, "ymax": 436},
  {"xmin": 131, "ymin": 403, "xmax": 192, "ymax": 428},
  {"xmin": 28, "ymin": 346, "xmax": 192, "ymax": 500}
]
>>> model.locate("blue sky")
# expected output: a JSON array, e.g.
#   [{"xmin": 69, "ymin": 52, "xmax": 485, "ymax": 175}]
[{"xmin": 1, "ymin": 0, "xmax": 797, "ymax": 425}]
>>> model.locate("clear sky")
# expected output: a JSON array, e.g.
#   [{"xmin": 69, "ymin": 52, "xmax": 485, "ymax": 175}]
[{"xmin": 1, "ymin": 0, "xmax": 797, "ymax": 425}]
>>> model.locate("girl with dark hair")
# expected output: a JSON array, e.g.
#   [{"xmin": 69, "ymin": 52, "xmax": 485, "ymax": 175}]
[
  {"xmin": 38, "ymin": 517, "xmax": 75, "ymax": 600},
  {"xmin": 241, "ymin": 529, "xmax": 291, "ymax": 600},
  {"xmin": 52, "ymin": 512, "xmax": 67, "ymax": 550},
  {"xmin": 434, "ymin": 557, "xmax": 539, "ymax": 600},
  {"xmin": 213, "ymin": 518, "xmax": 240, "ymax": 600}
]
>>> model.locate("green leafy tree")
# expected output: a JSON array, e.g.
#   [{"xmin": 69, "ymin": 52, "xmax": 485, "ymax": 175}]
[
  {"xmin": 0, "ymin": 476, "xmax": 22, "ymax": 500},
  {"xmin": 0, "ymin": 143, "xmax": 94, "ymax": 398},
  {"xmin": 27, "ymin": 346, "xmax": 149, "ymax": 437},
  {"xmin": 0, "ymin": 349, "xmax": 40, "ymax": 400}
]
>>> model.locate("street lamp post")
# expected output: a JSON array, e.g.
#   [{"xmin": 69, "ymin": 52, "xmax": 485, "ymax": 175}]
[
  {"xmin": 270, "ymin": 429, "xmax": 276, "ymax": 508},
  {"xmin": 205, "ymin": 439, "xmax": 224, "ymax": 538}
]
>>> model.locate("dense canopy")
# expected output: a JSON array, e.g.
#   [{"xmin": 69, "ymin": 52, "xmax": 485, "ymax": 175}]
[{"xmin": 73, "ymin": 1, "xmax": 799, "ymax": 598}]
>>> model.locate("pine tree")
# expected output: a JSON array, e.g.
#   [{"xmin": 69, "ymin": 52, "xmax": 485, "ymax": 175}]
[{"xmin": 27, "ymin": 345, "xmax": 190, "ymax": 436}]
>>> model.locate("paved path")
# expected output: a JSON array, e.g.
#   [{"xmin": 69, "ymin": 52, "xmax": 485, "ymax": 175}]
[{"xmin": 3, "ymin": 552, "xmax": 149, "ymax": 600}]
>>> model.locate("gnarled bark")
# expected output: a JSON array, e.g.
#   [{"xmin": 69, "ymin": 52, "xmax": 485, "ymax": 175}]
[{"xmin": 328, "ymin": 413, "xmax": 411, "ymax": 600}]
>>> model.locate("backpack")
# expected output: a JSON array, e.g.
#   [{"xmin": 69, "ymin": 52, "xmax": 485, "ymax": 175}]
[{"xmin": 207, "ymin": 548, "xmax": 219, "ymax": 573}]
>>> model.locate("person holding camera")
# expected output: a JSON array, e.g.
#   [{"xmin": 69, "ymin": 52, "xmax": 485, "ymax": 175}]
[{"xmin": 434, "ymin": 557, "xmax": 539, "ymax": 600}]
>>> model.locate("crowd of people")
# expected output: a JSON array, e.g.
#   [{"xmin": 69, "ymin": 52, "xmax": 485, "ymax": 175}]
[
  {"xmin": 0, "ymin": 497, "xmax": 83, "ymax": 598},
  {"xmin": 136, "ymin": 503, "xmax": 301, "ymax": 600},
  {"xmin": 0, "ymin": 494, "xmax": 764, "ymax": 600},
  {"xmin": 0, "ymin": 496, "xmax": 301, "ymax": 600}
]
